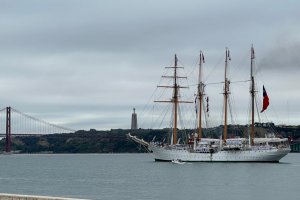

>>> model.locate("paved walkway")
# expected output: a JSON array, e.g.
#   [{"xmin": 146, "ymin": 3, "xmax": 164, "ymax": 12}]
[{"xmin": 0, "ymin": 193, "xmax": 88, "ymax": 200}]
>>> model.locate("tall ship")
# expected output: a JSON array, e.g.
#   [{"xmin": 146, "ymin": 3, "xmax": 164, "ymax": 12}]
[{"xmin": 128, "ymin": 47, "xmax": 290, "ymax": 162}]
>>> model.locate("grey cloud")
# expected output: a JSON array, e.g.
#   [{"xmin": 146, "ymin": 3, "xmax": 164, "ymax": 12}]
[
  {"xmin": 0, "ymin": 0, "xmax": 299, "ymax": 130},
  {"xmin": 259, "ymin": 41, "xmax": 300, "ymax": 72}
]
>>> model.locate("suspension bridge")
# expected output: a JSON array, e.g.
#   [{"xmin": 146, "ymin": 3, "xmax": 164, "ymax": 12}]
[{"xmin": 0, "ymin": 107, "xmax": 75, "ymax": 153}]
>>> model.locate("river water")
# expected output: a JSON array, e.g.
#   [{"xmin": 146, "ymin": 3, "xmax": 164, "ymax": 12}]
[{"xmin": 0, "ymin": 153, "xmax": 299, "ymax": 200}]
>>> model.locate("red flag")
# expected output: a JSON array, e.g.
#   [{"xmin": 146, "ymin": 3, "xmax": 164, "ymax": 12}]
[{"xmin": 261, "ymin": 85, "xmax": 269, "ymax": 112}]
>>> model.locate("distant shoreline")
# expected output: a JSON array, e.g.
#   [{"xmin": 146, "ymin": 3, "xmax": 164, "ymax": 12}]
[{"xmin": 1, "ymin": 125, "xmax": 299, "ymax": 153}]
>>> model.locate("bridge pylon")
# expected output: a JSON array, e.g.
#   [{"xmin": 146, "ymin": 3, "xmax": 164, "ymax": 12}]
[{"xmin": 5, "ymin": 106, "xmax": 11, "ymax": 153}]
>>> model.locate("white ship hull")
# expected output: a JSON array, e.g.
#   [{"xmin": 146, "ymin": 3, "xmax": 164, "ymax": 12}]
[{"xmin": 149, "ymin": 144, "xmax": 290, "ymax": 162}]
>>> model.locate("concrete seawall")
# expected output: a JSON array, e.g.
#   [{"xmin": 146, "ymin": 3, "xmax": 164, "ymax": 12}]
[{"xmin": 0, "ymin": 193, "xmax": 88, "ymax": 200}]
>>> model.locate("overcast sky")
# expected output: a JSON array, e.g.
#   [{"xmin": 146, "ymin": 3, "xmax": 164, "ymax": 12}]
[{"xmin": 0, "ymin": 0, "xmax": 299, "ymax": 130}]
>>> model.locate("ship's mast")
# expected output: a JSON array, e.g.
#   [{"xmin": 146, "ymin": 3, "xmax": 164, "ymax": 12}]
[
  {"xmin": 250, "ymin": 46, "xmax": 255, "ymax": 146},
  {"xmin": 197, "ymin": 51, "xmax": 205, "ymax": 141},
  {"xmin": 223, "ymin": 48, "xmax": 230, "ymax": 145},
  {"xmin": 155, "ymin": 54, "xmax": 192, "ymax": 145},
  {"xmin": 173, "ymin": 54, "xmax": 179, "ymax": 144}
]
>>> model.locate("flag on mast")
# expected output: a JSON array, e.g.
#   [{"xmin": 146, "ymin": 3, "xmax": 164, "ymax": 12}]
[
  {"xmin": 261, "ymin": 85, "xmax": 269, "ymax": 113},
  {"xmin": 251, "ymin": 46, "xmax": 255, "ymax": 59},
  {"xmin": 206, "ymin": 96, "xmax": 209, "ymax": 117},
  {"xmin": 195, "ymin": 97, "xmax": 198, "ymax": 114},
  {"xmin": 228, "ymin": 50, "xmax": 231, "ymax": 61}
]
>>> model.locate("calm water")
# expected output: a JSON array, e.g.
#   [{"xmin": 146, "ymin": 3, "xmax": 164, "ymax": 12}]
[{"xmin": 0, "ymin": 153, "xmax": 299, "ymax": 200}]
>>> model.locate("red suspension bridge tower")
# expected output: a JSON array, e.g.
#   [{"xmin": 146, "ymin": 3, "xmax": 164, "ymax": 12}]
[{"xmin": 5, "ymin": 107, "xmax": 11, "ymax": 153}]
